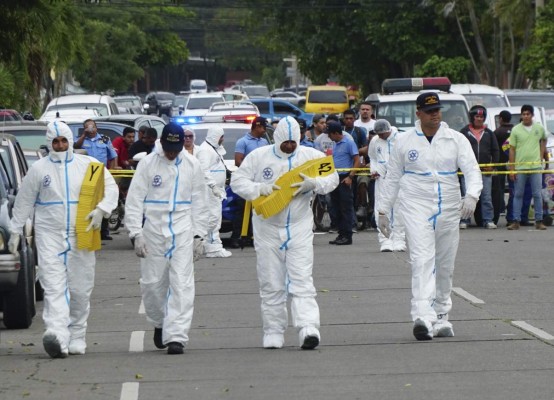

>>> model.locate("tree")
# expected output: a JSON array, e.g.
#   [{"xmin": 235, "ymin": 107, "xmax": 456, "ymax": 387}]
[{"xmin": 415, "ymin": 55, "xmax": 471, "ymax": 83}]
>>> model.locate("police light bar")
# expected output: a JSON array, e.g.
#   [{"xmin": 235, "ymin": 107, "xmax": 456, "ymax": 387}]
[
  {"xmin": 381, "ymin": 77, "xmax": 451, "ymax": 94},
  {"xmin": 223, "ymin": 114, "xmax": 257, "ymax": 123}
]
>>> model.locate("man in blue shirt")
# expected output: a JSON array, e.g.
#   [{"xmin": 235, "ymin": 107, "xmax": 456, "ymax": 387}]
[
  {"xmin": 74, "ymin": 119, "xmax": 118, "ymax": 240},
  {"xmin": 231, "ymin": 116, "xmax": 270, "ymax": 248},
  {"xmin": 234, "ymin": 116, "xmax": 269, "ymax": 167},
  {"xmin": 327, "ymin": 121, "xmax": 360, "ymax": 245}
]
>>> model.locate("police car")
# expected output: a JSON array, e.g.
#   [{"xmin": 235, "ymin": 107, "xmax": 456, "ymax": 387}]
[{"xmin": 365, "ymin": 77, "xmax": 470, "ymax": 132}]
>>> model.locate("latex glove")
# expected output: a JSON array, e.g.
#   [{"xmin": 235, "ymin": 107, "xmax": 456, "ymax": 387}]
[
  {"xmin": 211, "ymin": 185, "xmax": 226, "ymax": 200},
  {"xmin": 259, "ymin": 183, "xmax": 281, "ymax": 196},
  {"xmin": 134, "ymin": 234, "xmax": 148, "ymax": 258},
  {"xmin": 8, "ymin": 233, "xmax": 20, "ymax": 255},
  {"xmin": 193, "ymin": 237, "xmax": 205, "ymax": 261},
  {"xmin": 378, "ymin": 213, "xmax": 391, "ymax": 238},
  {"xmin": 86, "ymin": 208, "xmax": 105, "ymax": 232},
  {"xmin": 460, "ymin": 196, "xmax": 478, "ymax": 220},
  {"xmin": 291, "ymin": 173, "xmax": 317, "ymax": 196}
]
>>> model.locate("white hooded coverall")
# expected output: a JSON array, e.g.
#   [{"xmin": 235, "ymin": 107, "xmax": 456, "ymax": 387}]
[
  {"xmin": 379, "ymin": 121, "xmax": 482, "ymax": 324},
  {"xmin": 10, "ymin": 121, "xmax": 118, "ymax": 353},
  {"xmin": 125, "ymin": 145, "xmax": 208, "ymax": 346},
  {"xmin": 230, "ymin": 116, "xmax": 339, "ymax": 342},
  {"xmin": 368, "ymin": 129, "xmax": 406, "ymax": 250},
  {"xmin": 195, "ymin": 126, "xmax": 228, "ymax": 255}
]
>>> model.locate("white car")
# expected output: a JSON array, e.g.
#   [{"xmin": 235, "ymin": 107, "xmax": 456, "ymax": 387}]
[
  {"xmin": 190, "ymin": 79, "xmax": 208, "ymax": 93},
  {"xmin": 366, "ymin": 77, "xmax": 470, "ymax": 132},
  {"xmin": 39, "ymin": 108, "xmax": 100, "ymax": 122},
  {"xmin": 270, "ymin": 91, "xmax": 305, "ymax": 107},
  {"xmin": 41, "ymin": 94, "xmax": 119, "ymax": 119},
  {"xmin": 181, "ymin": 92, "xmax": 225, "ymax": 123},
  {"xmin": 203, "ymin": 101, "xmax": 260, "ymax": 124},
  {"xmin": 450, "ymin": 83, "xmax": 510, "ymax": 109}
]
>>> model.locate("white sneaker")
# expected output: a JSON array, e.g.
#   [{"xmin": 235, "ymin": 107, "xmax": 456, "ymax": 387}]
[
  {"xmin": 413, "ymin": 318, "xmax": 433, "ymax": 341},
  {"xmin": 485, "ymin": 222, "xmax": 497, "ymax": 229},
  {"xmin": 299, "ymin": 326, "xmax": 320, "ymax": 350},
  {"xmin": 459, "ymin": 222, "xmax": 467, "ymax": 229},
  {"xmin": 263, "ymin": 333, "xmax": 284, "ymax": 349},
  {"xmin": 206, "ymin": 249, "xmax": 232, "ymax": 258},
  {"xmin": 43, "ymin": 331, "xmax": 68, "ymax": 358},
  {"xmin": 68, "ymin": 338, "xmax": 87, "ymax": 355},
  {"xmin": 393, "ymin": 242, "xmax": 407, "ymax": 252},
  {"xmin": 433, "ymin": 320, "xmax": 455, "ymax": 337},
  {"xmin": 380, "ymin": 243, "xmax": 393, "ymax": 252}
]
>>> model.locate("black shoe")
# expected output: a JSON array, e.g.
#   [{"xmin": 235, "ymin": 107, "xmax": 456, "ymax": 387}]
[
  {"xmin": 520, "ymin": 221, "xmax": 533, "ymax": 226},
  {"xmin": 167, "ymin": 342, "xmax": 184, "ymax": 355},
  {"xmin": 229, "ymin": 238, "xmax": 241, "ymax": 249},
  {"xmin": 301, "ymin": 335, "xmax": 320, "ymax": 350},
  {"xmin": 154, "ymin": 328, "xmax": 166, "ymax": 349},
  {"xmin": 329, "ymin": 235, "xmax": 343, "ymax": 245},
  {"xmin": 335, "ymin": 237, "xmax": 352, "ymax": 245},
  {"xmin": 101, "ymin": 235, "xmax": 113, "ymax": 240}
]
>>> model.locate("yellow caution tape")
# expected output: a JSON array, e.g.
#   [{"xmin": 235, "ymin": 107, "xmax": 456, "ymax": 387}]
[
  {"xmin": 252, "ymin": 156, "xmax": 335, "ymax": 219},
  {"xmin": 76, "ymin": 162, "xmax": 104, "ymax": 251}
]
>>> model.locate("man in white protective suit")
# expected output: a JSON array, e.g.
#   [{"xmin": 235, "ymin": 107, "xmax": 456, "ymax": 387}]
[
  {"xmin": 125, "ymin": 122, "xmax": 208, "ymax": 355},
  {"xmin": 378, "ymin": 93, "xmax": 482, "ymax": 341},
  {"xmin": 8, "ymin": 120, "xmax": 118, "ymax": 358},
  {"xmin": 195, "ymin": 126, "xmax": 232, "ymax": 258},
  {"xmin": 231, "ymin": 116, "xmax": 339, "ymax": 350},
  {"xmin": 368, "ymin": 119, "xmax": 406, "ymax": 252}
]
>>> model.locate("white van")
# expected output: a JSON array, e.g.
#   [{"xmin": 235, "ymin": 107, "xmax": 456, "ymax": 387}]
[
  {"xmin": 450, "ymin": 84, "xmax": 510, "ymax": 109},
  {"xmin": 190, "ymin": 79, "xmax": 208, "ymax": 93},
  {"xmin": 41, "ymin": 94, "xmax": 119, "ymax": 119}
]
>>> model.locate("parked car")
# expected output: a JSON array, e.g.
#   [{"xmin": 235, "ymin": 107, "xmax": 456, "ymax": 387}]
[
  {"xmin": 449, "ymin": 84, "xmax": 510, "ymax": 109},
  {"xmin": 113, "ymin": 95, "xmax": 145, "ymax": 114},
  {"xmin": 39, "ymin": 108, "xmax": 100, "ymax": 123},
  {"xmin": 250, "ymin": 98, "xmax": 314, "ymax": 126},
  {"xmin": 201, "ymin": 101, "xmax": 260, "ymax": 124},
  {"xmin": 93, "ymin": 114, "xmax": 166, "ymax": 137},
  {"xmin": 181, "ymin": 92, "xmax": 226, "ymax": 123},
  {"xmin": 144, "ymin": 91, "xmax": 176, "ymax": 117},
  {"xmin": 305, "ymin": 85, "xmax": 349, "ymax": 114},
  {"xmin": 190, "ymin": 79, "xmax": 208, "ymax": 93},
  {"xmin": 504, "ymin": 90, "xmax": 554, "ymax": 133},
  {"xmin": 0, "ymin": 109, "xmax": 24, "ymax": 122},
  {"xmin": 0, "ymin": 134, "xmax": 39, "ymax": 329},
  {"xmin": 66, "ymin": 121, "xmax": 129, "ymax": 143},
  {"xmin": 41, "ymin": 94, "xmax": 120, "ymax": 119},
  {"xmin": 270, "ymin": 91, "xmax": 306, "ymax": 107},
  {"xmin": 0, "ymin": 121, "xmax": 49, "ymax": 151}
]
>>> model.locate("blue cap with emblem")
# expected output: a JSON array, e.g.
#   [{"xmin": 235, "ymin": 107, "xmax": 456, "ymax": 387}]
[{"xmin": 161, "ymin": 122, "xmax": 184, "ymax": 152}]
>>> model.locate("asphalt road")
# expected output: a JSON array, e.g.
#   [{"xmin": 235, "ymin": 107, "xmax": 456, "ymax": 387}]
[{"xmin": 1, "ymin": 221, "xmax": 553, "ymax": 400}]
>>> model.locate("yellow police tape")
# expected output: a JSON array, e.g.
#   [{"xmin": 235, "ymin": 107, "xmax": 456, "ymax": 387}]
[
  {"xmin": 76, "ymin": 162, "xmax": 104, "ymax": 251},
  {"xmin": 251, "ymin": 156, "xmax": 335, "ymax": 219}
]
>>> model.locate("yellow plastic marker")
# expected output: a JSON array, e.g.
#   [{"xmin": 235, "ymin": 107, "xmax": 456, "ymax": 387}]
[
  {"xmin": 241, "ymin": 201, "xmax": 252, "ymax": 238},
  {"xmin": 252, "ymin": 156, "xmax": 335, "ymax": 219},
  {"xmin": 76, "ymin": 162, "xmax": 105, "ymax": 251}
]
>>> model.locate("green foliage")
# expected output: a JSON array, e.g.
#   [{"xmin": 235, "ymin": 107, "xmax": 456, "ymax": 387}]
[
  {"xmin": 415, "ymin": 55, "xmax": 471, "ymax": 83},
  {"xmin": 519, "ymin": 4, "xmax": 554, "ymax": 87},
  {"xmin": 72, "ymin": 20, "xmax": 147, "ymax": 92},
  {"xmin": 0, "ymin": 64, "xmax": 17, "ymax": 107},
  {"xmin": 261, "ymin": 65, "xmax": 286, "ymax": 91}
]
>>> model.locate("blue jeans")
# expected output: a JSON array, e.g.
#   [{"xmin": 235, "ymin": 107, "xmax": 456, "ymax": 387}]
[
  {"xmin": 507, "ymin": 179, "xmax": 531, "ymax": 222},
  {"xmin": 480, "ymin": 175, "xmax": 494, "ymax": 224},
  {"xmin": 513, "ymin": 171, "xmax": 543, "ymax": 222}
]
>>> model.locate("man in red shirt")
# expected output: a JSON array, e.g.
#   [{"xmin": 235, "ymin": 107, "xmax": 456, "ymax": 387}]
[{"xmin": 112, "ymin": 127, "xmax": 136, "ymax": 169}]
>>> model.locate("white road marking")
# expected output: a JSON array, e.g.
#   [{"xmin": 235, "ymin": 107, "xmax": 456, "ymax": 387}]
[
  {"xmin": 452, "ymin": 287, "xmax": 485, "ymax": 304},
  {"xmin": 129, "ymin": 331, "xmax": 145, "ymax": 352},
  {"xmin": 512, "ymin": 321, "xmax": 554, "ymax": 340},
  {"xmin": 120, "ymin": 382, "xmax": 139, "ymax": 400},
  {"xmin": 138, "ymin": 299, "xmax": 145, "ymax": 314}
]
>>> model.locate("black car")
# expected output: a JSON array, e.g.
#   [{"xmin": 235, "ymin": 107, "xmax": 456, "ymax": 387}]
[{"xmin": 144, "ymin": 91, "xmax": 176, "ymax": 117}]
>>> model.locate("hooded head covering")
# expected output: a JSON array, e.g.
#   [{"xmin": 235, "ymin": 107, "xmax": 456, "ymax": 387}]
[
  {"xmin": 46, "ymin": 120, "xmax": 74, "ymax": 161},
  {"xmin": 273, "ymin": 116, "xmax": 300, "ymax": 158},
  {"xmin": 205, "ymin": 126, "xmax": 226, "ymax": 155}
]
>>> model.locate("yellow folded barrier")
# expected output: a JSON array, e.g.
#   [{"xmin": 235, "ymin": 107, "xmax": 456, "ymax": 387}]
[
  {"xmin": 252, "ymin": 156, "xmax": 335, "ymax": 219},
  {"xmin": 76, "ymin": 162, "xmax": 105, "ymax": 251}
]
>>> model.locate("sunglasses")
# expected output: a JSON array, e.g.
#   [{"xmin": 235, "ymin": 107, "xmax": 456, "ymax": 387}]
[{"xmin": 184, "ymin": 135, "xmax": 194, "ymax": 139}]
